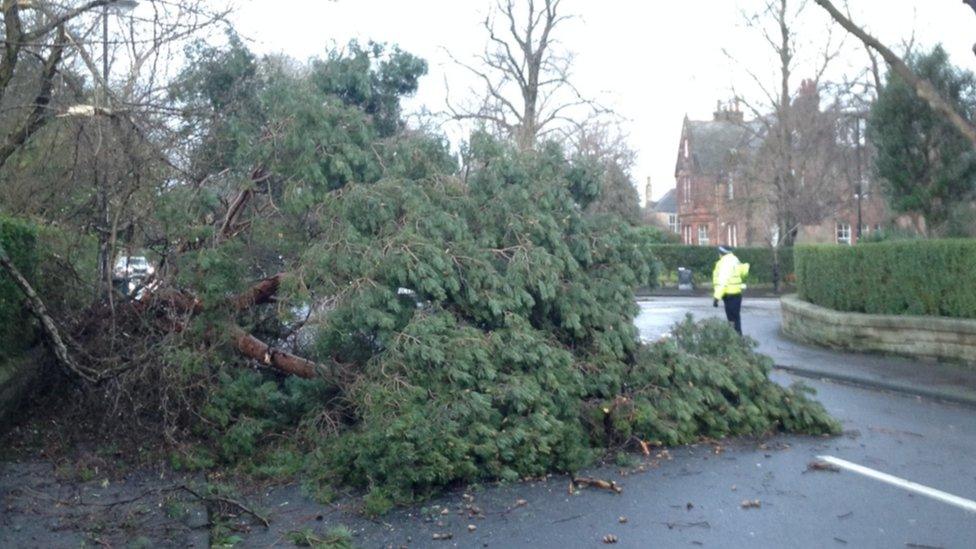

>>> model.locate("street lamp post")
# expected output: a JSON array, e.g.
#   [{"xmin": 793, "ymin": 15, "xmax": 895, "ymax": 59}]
[{"xmin": 96, "ymin": 0, "xmax": 138, "ymax": 300}]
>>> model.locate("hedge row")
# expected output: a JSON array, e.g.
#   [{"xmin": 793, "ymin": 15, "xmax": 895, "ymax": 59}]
[
  {"xmin": 0, "ymin": 216, "xmax": 37, "ymax": 359},
  {"xmin": 651, "ymin": 244, "xmax": 794, "ymax": 286},
  {"xmin": 795, "ymin": 239, "xmax": 976, "ymax": 319}
]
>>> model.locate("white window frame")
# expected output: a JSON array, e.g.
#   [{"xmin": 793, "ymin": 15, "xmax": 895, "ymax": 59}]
[
  {"xmin": 682, "ymin": 177, "xmax": 691, "ymax": 204},
  {"xmin": 726, "ymin": 173, "xmax": 734, "ymax": 200},
  {"xmin": 698, "ymin": 224, "xmax": 710, "ymax": 246},
  {"xmin": 837, "ymin": 223, "xmax": 852, "ymax": 245},
  {"xmin": 668, "ymin": 214, "xmax": 679, "ymax": 234},
  {"xmin": 727, "ymin": 224, "xmax": 738, "ymax": 247}
]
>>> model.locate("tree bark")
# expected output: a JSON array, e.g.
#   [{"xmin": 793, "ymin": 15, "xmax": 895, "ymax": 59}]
[
  {"xmin": 228, "ymin": 325, "xmax": 321, "ymax": 379},
  {"xmin": 814, "ymin": 0, "xmax": 976, "ymax": 149},
  {"xmin": 0, "ymin": 241, "xmax": 94, "ymax": 382}
]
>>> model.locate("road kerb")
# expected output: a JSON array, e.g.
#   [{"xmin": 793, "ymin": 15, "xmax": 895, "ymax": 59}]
[{"xmin": 774, "ymin": 363, "xmax": 976, "ymax": 409}]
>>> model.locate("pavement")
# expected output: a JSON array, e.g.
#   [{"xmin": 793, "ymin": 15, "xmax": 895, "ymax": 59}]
[{"xmin": 635, "ymin": 296, "xmax": 976, "ymax": 408}]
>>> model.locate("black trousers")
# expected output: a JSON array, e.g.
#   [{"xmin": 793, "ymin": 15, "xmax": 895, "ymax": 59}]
[{"xmin": 723, "ymin": 293, "xmax": 742, "ymax": 334}]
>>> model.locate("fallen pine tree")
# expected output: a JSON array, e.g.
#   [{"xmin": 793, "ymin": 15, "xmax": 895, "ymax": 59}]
[{"xmin": 0, "ymin": 40, "xmax": 839, "ymax": 514}]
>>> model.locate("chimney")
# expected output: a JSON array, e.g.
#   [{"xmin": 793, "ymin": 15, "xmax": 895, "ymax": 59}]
[{"xmin": 713, "ymin": 99, "xmax": 744, "ymax": 123}]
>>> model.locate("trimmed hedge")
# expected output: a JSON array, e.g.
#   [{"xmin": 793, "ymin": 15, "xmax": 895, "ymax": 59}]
[
  {"xmin": 795, "ymin": 239, "xmax": 976, "ymax": 319},
  {"xmin": 652, "ymin": 244, "xmax": 794, "ymax": 286},
  {"xmin": 0, "ymin": 216, "xmax": 37, "ymax": 359}
]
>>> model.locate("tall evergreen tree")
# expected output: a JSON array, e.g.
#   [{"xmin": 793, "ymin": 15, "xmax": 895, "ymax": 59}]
[{"xmin": 869, "ymin": 46, "xmax": 976, "ymax": 235}]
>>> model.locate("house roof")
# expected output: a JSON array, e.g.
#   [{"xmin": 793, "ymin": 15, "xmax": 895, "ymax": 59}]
[
  {"xmin": 652, "ymin": 188, "xmax": 676, "ymax": 214},
  {"xmin": 677, "ymin": 118, "xmax": 764, "ymax": 176}
]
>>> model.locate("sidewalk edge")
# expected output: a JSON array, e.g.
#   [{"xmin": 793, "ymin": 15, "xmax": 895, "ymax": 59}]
[{"xmin": 774, "ymin": 363, "xmax": 976, "ymax": 409}]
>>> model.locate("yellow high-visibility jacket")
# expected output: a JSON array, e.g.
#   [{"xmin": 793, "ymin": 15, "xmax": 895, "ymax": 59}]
[{"xmin": 712, "ymin": 253, "xmax": 749, "ymax": 300}]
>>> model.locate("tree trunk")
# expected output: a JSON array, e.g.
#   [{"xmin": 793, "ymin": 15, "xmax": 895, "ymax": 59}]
[{"xmin": 0, "ymin": 241, "xmax": 93, "ymax": 382}]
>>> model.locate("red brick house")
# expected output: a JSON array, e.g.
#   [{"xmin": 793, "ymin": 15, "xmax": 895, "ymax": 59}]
[
  {"xmin": 674, "ymin": 104, "xmax": 758, "ymax": 246},
  {"xmin": 672, "ymin": 101, "xmax": 892, "ymax": 247}
]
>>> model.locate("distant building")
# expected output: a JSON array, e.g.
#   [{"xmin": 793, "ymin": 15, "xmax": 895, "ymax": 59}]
[
  {"xmin": 674, "ymin": 103, "xmax": 758, "ymax": 246},
  {"xmin": 673, "ymin": 99, "xmax": 892, "ymax": 247},
  {"xmin": 642, "ymin": 177, "xmax": 679, "ymax": 235}
]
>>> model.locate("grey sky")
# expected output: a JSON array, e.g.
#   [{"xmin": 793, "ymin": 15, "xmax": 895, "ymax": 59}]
[{"xmin": 230, "ymin": 1, "xmax": 976, "ymax": 203}]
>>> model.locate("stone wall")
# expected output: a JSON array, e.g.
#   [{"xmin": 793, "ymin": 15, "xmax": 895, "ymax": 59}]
[{"xmin": 781, "ymin": 294, "xmax": 976, "ymax": 364}]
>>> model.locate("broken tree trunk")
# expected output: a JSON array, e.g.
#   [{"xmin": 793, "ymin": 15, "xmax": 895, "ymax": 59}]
[
  {"xmin": 0, "ymin": 241, "xmax": 95, "ymax": 382},
  {"xmin": 228, "ymin": 325, "xmax": 321, "ymax": 379}
]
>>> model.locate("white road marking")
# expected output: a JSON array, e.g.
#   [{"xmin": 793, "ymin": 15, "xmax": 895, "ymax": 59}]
[{"xmin": 818, "ymin": 455, "xmax": 976, "ymax": 514}]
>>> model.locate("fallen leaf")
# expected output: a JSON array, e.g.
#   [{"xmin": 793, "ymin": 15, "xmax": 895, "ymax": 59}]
[
  {"xmin": 603, "ymin": 534, "xmax": 618, "ymax": 544},
  {"xmin": 639, "ymin": 440, "xmax": 651, "ymax": 456},
  {"xmin": 686, "ymin": 502, "xmax": 694, "ymax": 510},
  {"xmin": 515, "ymin": 498, "xmax": 527, "ymax": 507},
  {"xmin": 468, "ymin": 524, "xmax": 477, "ymax": 532},
  {"xmin": 432, "ymin": 533, "xmax": 453, "ymax": 541},
  {"xmin": 618, "ymin": 516, "xmax": 628, "ymax": 524}
]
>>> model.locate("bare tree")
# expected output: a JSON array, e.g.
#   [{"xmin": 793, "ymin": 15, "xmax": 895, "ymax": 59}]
[
  {"xmin": 0, "ymin": 0, "xmax": 225, "ymax": 377},
  {"xmin": 721, "ymin": 0, "xmax": 868, "ymax": 289},
  {"xmin": 446, "ymin": 0, "xmax": 604, "ymax": 150}
]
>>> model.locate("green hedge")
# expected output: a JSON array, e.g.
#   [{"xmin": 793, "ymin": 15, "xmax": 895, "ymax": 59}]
[
  {"xmin": 652, "ymin": 244, "xmax": 794, "ymax": 286},
  {"xmin": 0, "ymin": 216, "xmax": 37, "ymax": 359},
  {"xmin": 795, "ymin": 239, "xmax": 976, "ymax": 319}
]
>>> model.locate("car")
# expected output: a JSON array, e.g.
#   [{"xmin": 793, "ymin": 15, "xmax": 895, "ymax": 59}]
[{"xmin": 112, "ymin": 255, "xmax": 154, "ymax": 281}]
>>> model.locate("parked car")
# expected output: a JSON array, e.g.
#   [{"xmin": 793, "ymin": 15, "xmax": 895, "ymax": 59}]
[{"xmin": 112, "ymin": 256, "xmax": 154, "ymax": 282}]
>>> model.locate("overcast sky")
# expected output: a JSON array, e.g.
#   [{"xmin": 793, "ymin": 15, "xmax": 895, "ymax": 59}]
[{"xmin": 230, "ymin": 1, "xmax": 976, "ymax": 203}]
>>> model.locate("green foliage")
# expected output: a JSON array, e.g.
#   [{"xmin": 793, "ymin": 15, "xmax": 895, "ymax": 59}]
[
  {"xmin": 651, "ymin": 244, "xmax": 794, "ymax": 286},
  {"xmin": 590, "ymin": 317, "xmax": 839, "ymax": 447},
  {"xmin": 310, "ymin": 40, "xmax": 427, "ymax": 138},
  {"xmin": 869, "ymin": 45, "xmax": 976, "ymax": 234},
  {"xmin": 0, "ymin": 215, "xmax": 37, "ymax": 359},
  {"xmin": 795, "ymin": 239, "xmax": 976, "ymax": 318}
]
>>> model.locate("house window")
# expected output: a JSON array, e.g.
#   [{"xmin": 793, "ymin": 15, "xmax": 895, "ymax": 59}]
[
  {"xmin": 698, "ymin": 224, "xmax": 710, "ymax": 246},
  {"xmin": 874, "ymin": 224, "xmax": 882, "ymax": 233},
  {"xmin": 683, "ymin": 225, "xmax": 692, "ymax": 244},
  {"xmin": 727, "ymin": 224, "xmax": 738, "ymax": 247},
  {"xmin": 683, "ymin": 139, "xmax": 689, "ymax": 159},
  {"xmin": 668, "ymin": 214, "xmax": 679, "ymax": 234},
  {"xmin": 836, "ymin": 223, "xmax": 851, "ymax": 245},
  {"xmin": 860, "ymin": 224, "xmax": 869, "ymax": 237},
  {"xmin": 727, "ymin": 173, "xmax": 734, "ymax": 200},
  {"xmin": 682, "ymin": 177, "xmax": 691, "ymax": 204}
]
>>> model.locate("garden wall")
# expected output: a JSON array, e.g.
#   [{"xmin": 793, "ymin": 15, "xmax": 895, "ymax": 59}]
[{"xmin": 781, "ymin": 294, "xmax": 976, "ymax": 364}]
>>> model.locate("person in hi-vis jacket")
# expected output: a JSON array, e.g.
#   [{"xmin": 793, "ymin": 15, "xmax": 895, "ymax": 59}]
[{"xmin": 712, "ymin": 246, "xmax": 749, "ymax": 334}]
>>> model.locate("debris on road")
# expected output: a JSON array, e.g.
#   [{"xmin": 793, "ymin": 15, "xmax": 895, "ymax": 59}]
[
  {"xmin": 602, "ymin": 534, "xmax": 619, "ymax": 544},
  {"xmin": 432, "ymin": 532, "xmax": 453, "ymax": 541},
  {"xmin": 740, "ymin": 499, "xmax": 762, "ymax": 509},
  {"xmin": 572, "ymin": 476, "xmax": 623, "ymax": 494},
  {"xmin": 468, "ymin": 524, "xmax": 477, "ymax": 532},
  {"xmin": 618, "ymin": 516, "xmax": 628, "ymax": 523},
  {"xmin": 807, "ymin": 460, "xmax": 841, "ymax": 473}
]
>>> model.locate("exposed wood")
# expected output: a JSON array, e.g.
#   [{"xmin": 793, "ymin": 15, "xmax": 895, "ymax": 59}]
[
  {"xmin": 228, "ymin": 325, "xmax": 320, "ymax": 379},
  {"xmin": 814, "ymin": 0, "xmax": 976, "ymax": 149}
]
